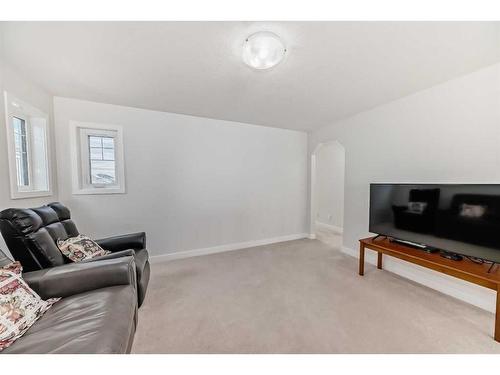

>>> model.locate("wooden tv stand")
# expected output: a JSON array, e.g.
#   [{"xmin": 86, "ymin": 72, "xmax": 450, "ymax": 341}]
[{"xmin": 359, "ymin": 236, "xmax": 500, "ymax": 342}]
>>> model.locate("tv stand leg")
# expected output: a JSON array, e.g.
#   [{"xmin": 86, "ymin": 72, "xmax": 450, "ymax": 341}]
[
  {"xmin": 377, "ymin": 252, "xmax": 383, "ymax": 270},
  {"xmin": 488, "ymin": 262, "xmax": 497, "ymax": 273},
  {"xmin": 359, "ymin": 243, "xmax": 365, "ymax": 276},
  {"xmin": 496, "ymin": 286, "xmax": 500, "ymax": 343}
]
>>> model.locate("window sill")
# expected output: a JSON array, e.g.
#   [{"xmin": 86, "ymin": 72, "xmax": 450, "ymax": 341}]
[
  {"xmin": 11, "ymin": 190, "xmax": 53, "ymax": 200},
  {"xmin": 72, "ymin": 187, "xmax": 126, "ymax": 195}
]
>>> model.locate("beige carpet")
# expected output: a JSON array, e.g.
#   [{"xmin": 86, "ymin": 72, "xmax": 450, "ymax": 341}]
[{"xmin": 132, "ymin": 239, "xmax": 500, "ymax": 353}]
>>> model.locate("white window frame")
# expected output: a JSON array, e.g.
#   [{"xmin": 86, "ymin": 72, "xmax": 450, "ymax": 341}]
[
  {"xmin": 70, "ymin": 121, "xmax": 126, "ymax": 195},
  {"xmin": 4, "ymin": 91, "xmax": 52, "ymax": 199}
]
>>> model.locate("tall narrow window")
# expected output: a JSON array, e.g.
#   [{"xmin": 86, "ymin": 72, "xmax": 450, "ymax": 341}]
[
  {"xmin": 71, "ymin": 122, "xmax": 125, "ymax": 194},
  {"xmin": 12, "ymin": 117, "xmax": 30, "ymax": 187},
  {"xmin": 4, "ymin": 92, "xmax": 52, "ymax": 199}
]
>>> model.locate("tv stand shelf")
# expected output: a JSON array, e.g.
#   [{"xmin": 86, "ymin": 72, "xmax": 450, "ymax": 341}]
[{"xmin": 359, "ymin": 236, "xmax": 500, "ymax": 342}]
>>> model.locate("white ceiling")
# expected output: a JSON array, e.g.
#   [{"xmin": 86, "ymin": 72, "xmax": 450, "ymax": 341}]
[{"xmin": 2, "ymin": 22, "xmax": 500, "ymax": 131}]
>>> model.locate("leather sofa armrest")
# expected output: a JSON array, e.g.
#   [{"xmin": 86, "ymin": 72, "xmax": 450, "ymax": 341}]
[
  {"xmin": 23, "ymin": 256, "xmax": 136, "ymax": 299},
  {"xmin": 95, "ymin": 232, "xmax": 146, "ymax": 252},
  {"xmin": 82, "ymin": 249, "xmax": 135, "ymax": 263}
]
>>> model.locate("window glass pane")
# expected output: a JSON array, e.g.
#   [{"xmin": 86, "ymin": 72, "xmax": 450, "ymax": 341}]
[
  {"xmin": 102, "ymin": 148, "xmax": 115, "ymax": 161},
  {"xmin": 12, "ymin": 117, "xmax": 29, "ymax": 187},
  {"xmin": 87, "ymin": 134, "xmax": 116, "ymax": 185},
  {"xmin": 102, "ymin": 137, "xmax": 114, "ymax": 148},
  {"xmin": 90, "ymin": 160, "xmax": 116, "ymax": 185},
  {"xmin": 14, "ymin": 133, "xmax": 22, "ymax": 151},
  {"xmin": 90, "ymin": 147, "xmax": 103, "ymax": 160},
  {"xmin": 89, "ymin": 136, "xmax": 102, "ymax": 148}
]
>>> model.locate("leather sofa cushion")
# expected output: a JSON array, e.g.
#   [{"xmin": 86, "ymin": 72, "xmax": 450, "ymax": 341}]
[
  {"xmin": 0, "ymin": 209, "xmax": 43, "ymax": 235},
  {"xmin": 32, "ymin": 206, "xmax": 60, "ymax": 226},
  {"xmin": 2, "ymin": 285, "xmax": 137, "ymax": 354},
  {"xmin": 47, "ymin": 202, "xmax": 71, "ymax": 221},
  {"xmin": 26, "ymin": 228, "xmax": 66, "ymax": 267}
]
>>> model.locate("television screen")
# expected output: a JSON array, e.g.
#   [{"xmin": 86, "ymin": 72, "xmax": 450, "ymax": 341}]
[{"xmin": 369, "ymin": 184, "xmax": 500, "ymax": 263}]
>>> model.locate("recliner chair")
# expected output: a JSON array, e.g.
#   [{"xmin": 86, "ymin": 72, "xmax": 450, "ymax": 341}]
[{"xmin": 0, "ymin": 202, "xmax": 150, "ymax": 306}]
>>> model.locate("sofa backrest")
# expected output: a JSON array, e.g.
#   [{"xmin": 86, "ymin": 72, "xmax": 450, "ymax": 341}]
[
  {"xmin": 0, "ymin": 202, "xmax": 80, "ymax": 272},
  {"xmin": 408, "ymin": 188, "xmax": 440, "ymax": 211},
  {"xmin": 449, "ymin": 194, "xmax": 500, "ymax": 219}
]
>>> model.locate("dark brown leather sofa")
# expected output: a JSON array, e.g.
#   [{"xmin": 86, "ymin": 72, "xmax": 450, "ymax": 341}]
[
  {"xmin": 0, "ymin": 202, "xmax": 150, "ymax": 306},
  {"xmin": 0, "ymin": 249, "xmax": 138, "ymax": 354}
]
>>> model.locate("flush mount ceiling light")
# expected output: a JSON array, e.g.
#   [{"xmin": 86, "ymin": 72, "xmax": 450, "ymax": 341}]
[{"xmin": 242, "ymin": 31, "xmax": 286, "ymax": 70}]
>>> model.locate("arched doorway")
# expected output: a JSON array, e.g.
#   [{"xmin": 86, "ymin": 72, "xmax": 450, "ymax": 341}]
[{"xmin": 310, "ymin": 140, "xmax": 345, "ymax": 248}]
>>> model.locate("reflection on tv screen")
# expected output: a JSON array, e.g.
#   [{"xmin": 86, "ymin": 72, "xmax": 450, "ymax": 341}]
[{"xmin": 369, "ymin": 184, "xmax": 500, "ymax": 263}]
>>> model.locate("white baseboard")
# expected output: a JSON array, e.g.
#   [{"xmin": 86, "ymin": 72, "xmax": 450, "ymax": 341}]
[
  {"xmin": 341, "ymin": 246, "xmax": 496, "ymax": 313},
  {"xmin": 315, "ymin": 221, "xmax": 343, "ymax": 234},
  {"xmin": 150, "ymin": 233, "xmax": 309, "ymax": 263}
]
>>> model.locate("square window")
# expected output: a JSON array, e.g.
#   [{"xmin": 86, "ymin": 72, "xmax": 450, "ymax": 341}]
[{"xmin": 71, "ymin": 122, "xmax": 125, "ymax": 195}]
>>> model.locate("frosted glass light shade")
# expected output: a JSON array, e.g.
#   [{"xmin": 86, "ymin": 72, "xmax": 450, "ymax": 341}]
[{"xmin": 242, "ymin": 31, "xmax": 286, "ymax": 70}]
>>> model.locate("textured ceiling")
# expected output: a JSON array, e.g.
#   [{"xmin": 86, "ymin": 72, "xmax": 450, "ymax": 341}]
[{"xmin": 2, "ymin": 21, "xmax": 500, "ymax": 131}]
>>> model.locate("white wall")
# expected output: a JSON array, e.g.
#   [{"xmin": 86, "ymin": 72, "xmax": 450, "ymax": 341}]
[
  {"xmin": 310, "ymin": 63, "xmax": 500, "ymax": 312},
  {"xmin": 0, "ymin": 41, "xmax": 57, "ymax": 256},
  {"xmin": 314, "ymin": 142, "xmax": 345, "ymax": 229},
  {"xmin": 54, "ymin": 97, "xmax": 308, "ymax": 257}
]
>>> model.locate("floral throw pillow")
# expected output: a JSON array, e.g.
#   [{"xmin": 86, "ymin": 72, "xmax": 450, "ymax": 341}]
[
  {"xmin": 0, "ymin": 261, "xmax": 60, "ymax": 352},
  {"xmin": 57, "ymin": 235, "xmax": 111, "ymax": 262}
]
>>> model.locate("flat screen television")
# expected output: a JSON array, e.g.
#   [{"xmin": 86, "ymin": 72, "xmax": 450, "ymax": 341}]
[{"xmin": 369, "ymin": 184, "xmax": 500, "ymax": 263}]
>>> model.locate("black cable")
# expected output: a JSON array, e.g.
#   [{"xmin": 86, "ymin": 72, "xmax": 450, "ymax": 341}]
[
  {"xmin": 464, "ymin": 255, "xmax": 488, "ymax": 265},
  {"xmin": 463, "ymin": 255, "xmax": 498, "ymax": 273}
]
